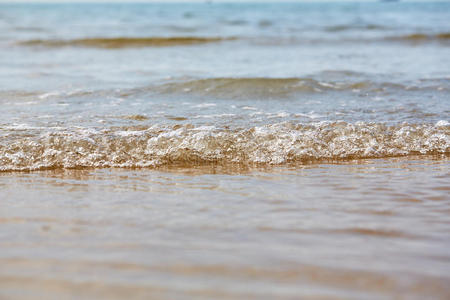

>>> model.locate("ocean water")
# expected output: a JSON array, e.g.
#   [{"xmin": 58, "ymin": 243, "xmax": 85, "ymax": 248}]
[{"xmin": 0, "ymin": 1, "xmax": 449, "ymax": 299}]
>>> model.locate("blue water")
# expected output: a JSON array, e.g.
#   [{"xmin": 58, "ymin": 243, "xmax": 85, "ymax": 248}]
[{"xmin": 0, "ymin": 1, "xmax": 449, "ymax": 168}]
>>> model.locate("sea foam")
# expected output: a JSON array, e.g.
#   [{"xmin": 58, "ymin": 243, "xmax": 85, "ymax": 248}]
[{"xmin": 0, "ymin": 122, "xmax": 448, "ymax": 171}]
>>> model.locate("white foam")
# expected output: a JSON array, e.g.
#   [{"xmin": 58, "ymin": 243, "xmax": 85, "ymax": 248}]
[
  {"xmin": 38, "ymin": 91, "xmax": 60, "ymax": 100},
  {"xmin": 0, "ymin": 122, "xmax": 448, "ymax": 171},
  {"xmin": 193, "ymin": 103, "xmax": 217, "ymax": 108},
  {"xmin": 435, "ymin": 120, "xmax": 449, "ymax": 127}
]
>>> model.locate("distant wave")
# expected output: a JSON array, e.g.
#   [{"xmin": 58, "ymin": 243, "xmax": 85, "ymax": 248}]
[
  {"xmin": 16, "ymin": 33, "xmax": 450, "ymax": 49},
  {"xmin": 252, "ymin": 33, "xmax": 450, "ymax": 46},
  {"xmin": 387, "ymin": 32, "xmax": 450, "ymax": 42},
  {"xmin": 0, "ymin": 122, "xmax": 448, "ymax": 171},
  {"xmin": 13, "ymin": 26, "xmax": 47, "ymax": 32},
  {"xmin": 324, "ymin": 24, "xmax": 387, "ymax": 32},
  {"xmin": 18, "ymin": 37, "xmax": 232, "ymax": 49}
]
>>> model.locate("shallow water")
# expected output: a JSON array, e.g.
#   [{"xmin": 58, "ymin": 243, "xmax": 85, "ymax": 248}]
[
  {"xmin": 1, "ymin": 157, "xmax": 450, "ymax": 299},
  {"xmin": 0, "ymin": 1, "xmax": 449, "ymax": 299}
]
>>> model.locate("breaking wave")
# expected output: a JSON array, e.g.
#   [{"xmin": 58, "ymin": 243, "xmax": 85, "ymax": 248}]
[
  {"xmin": 0, "ymin": 122, "xmax": 448, "ymax": 172},
  {"xmin": 18, "ymin": 37, "xmax": 232, "ymax": 49}
]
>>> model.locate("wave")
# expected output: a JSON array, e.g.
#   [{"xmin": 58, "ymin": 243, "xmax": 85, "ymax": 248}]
[
  {"xmin": 13, "ymin": 26, "xmax": 47, "ymax": 32},
  {"xmin": 155, "ymin": 77, "xmax": 327, "ymax": 98},
  {"xmin": 18, "ymin": 36, "xmax": 232, "ymax": 49},
  {"xmin": 15, "ymin": 32, "xmax": 450, "ymax": 49},
  {"xmin": 151, "ymin": 77, "xmax": 437, "ymax": 99},
  {"xmin": 253, "ymin": 33, "xmax": 450, "ymax": 46},
  {"xmin": 324, "ymin": 24, "xmax": 387, "ymax": 32},
  {"xmin": 13, "ymin": 34, "xmax": 450, "ymax": 53},
  {"xmin": 2, "ymin": 75, "xmax": 448, "ymax": 102},
  {"xmin": 0, "ymin": 76, "xmax": 390, "ymax": 100},
  {"xmin": 0, "ymin": 122, "xmax": 448, "ymax": 172},
  {"xmin": 386, "ymin": 32, "xmax": 450, "ymax": 43}
]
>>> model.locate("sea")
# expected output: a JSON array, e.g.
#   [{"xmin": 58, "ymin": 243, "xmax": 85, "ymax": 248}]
[{"xmin": 0, "ymin": 1, "xmax": 449, "ymax": 299}]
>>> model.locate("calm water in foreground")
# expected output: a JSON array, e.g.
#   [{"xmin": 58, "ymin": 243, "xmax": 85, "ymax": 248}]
[{"xmin": 0, "ymin": 1, "xmax": 449, "ymax": 299}]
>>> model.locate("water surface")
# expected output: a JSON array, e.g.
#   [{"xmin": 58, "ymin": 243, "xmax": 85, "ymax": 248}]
[{"xmin": 0, "ymin": 2, "xmax": 449, "ymax": 299}]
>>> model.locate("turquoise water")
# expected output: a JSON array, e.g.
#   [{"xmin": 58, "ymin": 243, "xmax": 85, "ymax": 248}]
[{"xmin": 0, "ymin": 2, "xmax": 449, "ymax": 299}]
